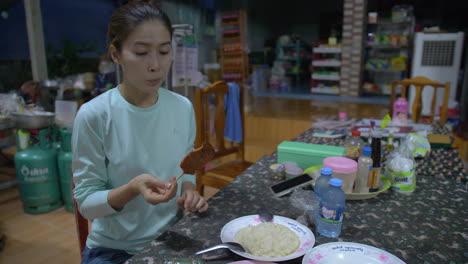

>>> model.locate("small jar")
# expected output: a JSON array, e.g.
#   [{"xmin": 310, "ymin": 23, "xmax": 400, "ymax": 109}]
[
  {"xmin": 282, "ymin": 161, "xmax": 304, "ymax": 180},
  {"xmin": 323, "ymin": 157, "xmax": 358, "ymax": 193},
  {"xmin": 269, "ymin": 164, "xmax": 286, "ymax": 180}
]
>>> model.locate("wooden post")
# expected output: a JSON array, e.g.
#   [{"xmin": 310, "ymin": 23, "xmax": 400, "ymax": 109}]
[{"xmin": 24, "ymin": 0, "xmax": 48, "ymax": 81}]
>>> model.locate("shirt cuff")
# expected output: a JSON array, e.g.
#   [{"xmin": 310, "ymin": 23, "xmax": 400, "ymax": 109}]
[{"xmin": 80, "ymin": 190, "xmax": 119, "ymax": 219}]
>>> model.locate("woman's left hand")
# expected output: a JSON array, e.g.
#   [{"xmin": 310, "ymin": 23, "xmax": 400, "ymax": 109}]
[{"xmin": 177, "ymin": 186, "xmax": 208, "ymax": 213}]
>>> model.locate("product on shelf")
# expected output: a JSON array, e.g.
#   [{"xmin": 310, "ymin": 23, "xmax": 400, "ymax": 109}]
[
  {"xmin": 310, "ymin": 42, "xmax": 341, "ymax": 95},
  {"xmin": 220, "ymin": 10, "xmax": 248, "ymax": 83}
]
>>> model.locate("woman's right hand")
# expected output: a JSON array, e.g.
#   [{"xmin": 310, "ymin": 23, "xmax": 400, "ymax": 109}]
[{"xmin": 129, "ymin": 174, "xmax": 178, "ymax": 205}]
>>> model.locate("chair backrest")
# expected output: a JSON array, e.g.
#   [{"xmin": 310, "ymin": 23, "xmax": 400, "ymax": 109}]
[
  {"xmin": 71, "ymin": 181, "xmax": 88, "ymax": 255},
  {"xmin": 194, "ymin": 81, "xmax": 245, "ymax": 160},
  {"xmin": 193, "ymin": 81, "xmax": 246, "ymax": 189},
  {"xmin": 390, "ymin": 76, "xmax": 450, "ymax": 125}
]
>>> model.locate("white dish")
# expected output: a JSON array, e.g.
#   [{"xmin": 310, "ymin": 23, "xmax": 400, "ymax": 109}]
[
  {"xmin": 302, "ymin": 242, "xmax": 406, "ymax": 264},
  {"xmin": 220, "ymin": 215, "xmax": 315, "ymax": 262}
]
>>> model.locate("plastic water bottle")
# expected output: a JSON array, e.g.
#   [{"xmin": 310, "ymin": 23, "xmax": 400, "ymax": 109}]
[
  {"xmin": 314, "ymin": 167, "xmax": 333, "ymax": 199},
  {"xmin": 344, "ymin": 130, "xmax": 365, "ymax": 161},
  {"xmin": 316, "ymin": 178, "xmax": 346, "ymax": 238},
  {"xmin": 354, "ymin": 146, "xmax": 373, "ymax": 193},
  {"xmin": 392, "ymin": 97, "xmax": 409, "ymax": 125}
]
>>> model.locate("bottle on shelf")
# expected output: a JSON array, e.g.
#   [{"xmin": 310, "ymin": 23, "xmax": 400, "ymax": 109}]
[
  {"xmin": 344, "ymin": 130, "xmax": 365, "ymax": 161},
  {"xmin": 354, "ymin": 146, "xmax": 373, "ymax": 193},
  {"xmin": 315, "ymin": 178, "xmax": 346, "ymax": 238},
  {"xmin": 328, "ymin": 25, "xmax": 338, "ymax": 45}
]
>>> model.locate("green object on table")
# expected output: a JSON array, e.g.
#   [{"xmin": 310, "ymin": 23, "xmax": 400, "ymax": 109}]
[
  {"xmin": 346, "ymin": 176, "xmax": 391, "ymax": 200},
  {"xmin": 277, "ymin": 141, "xmax": 345, "ymax": 169}
]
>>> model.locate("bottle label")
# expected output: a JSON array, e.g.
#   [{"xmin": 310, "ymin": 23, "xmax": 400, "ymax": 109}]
[
  {"xmin": 367, "ymin": 167, "xmax": 381, "ymax": 188},
  {"xmin": 319, "ymin": 202, "xmax": 344, "ymax": 224},
  {"xmin": 389, "ymin": 167, "xmax": 416, "ymax": 192},
  {"xmin": 345, "ymin": 146, "xmax": 360, "ymax": 160}
]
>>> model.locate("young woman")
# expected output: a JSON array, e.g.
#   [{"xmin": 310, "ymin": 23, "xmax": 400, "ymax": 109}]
[{"xmin": 72, "ymin": 2, "xmax": 208, "ymax": 263}]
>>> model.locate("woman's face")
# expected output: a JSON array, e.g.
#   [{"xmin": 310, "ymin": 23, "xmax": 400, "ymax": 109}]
[{"xmin": 111, "ymin": 20, "xmax": 172, "ymax": 95}]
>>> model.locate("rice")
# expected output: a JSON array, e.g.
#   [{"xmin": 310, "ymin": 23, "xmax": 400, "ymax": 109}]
[{"xmin": 234, "ymin": 222, "xmax": 300, "ymax": 258}]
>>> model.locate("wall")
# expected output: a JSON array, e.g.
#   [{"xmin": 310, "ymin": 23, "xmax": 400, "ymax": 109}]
[
  {"xmin": 162, "ymin": 0, "xmax": 216, "ymax": 67},
  {"xmin": 217, "ymin": 0, "xmax": 343, "ymax": 51}
]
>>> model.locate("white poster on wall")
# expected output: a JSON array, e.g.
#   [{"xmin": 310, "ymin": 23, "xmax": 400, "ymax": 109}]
[{"xmin": 172, "ymin": 46, "xmax": 198, "ymax": 87}]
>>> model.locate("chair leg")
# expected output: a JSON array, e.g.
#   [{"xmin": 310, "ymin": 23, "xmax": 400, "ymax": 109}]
[
  {"xmin": 412, "ymin": 85, "xmax": 423, "ymax": 123},
  {"xmin": 439, "ymin": 83, "xmax": 450, "ymax": 125}
]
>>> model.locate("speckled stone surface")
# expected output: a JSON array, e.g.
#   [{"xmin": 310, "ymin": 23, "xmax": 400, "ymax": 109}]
[{"xmin": 127, "ymin": 127, "xmax": 467, "ymax": 264}]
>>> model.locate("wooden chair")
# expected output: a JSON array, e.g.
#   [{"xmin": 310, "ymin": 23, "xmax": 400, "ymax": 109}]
[
  {"xmin": 194, "ymin": 81, "xmax": 253, "ymax": 195},
  {"xmin": 72, "ymin": 181, "xmax": 88, "ymax": 256},
  {"xmin": 390, "ymin": 76, "xmax": 450, "ymax": 125}
]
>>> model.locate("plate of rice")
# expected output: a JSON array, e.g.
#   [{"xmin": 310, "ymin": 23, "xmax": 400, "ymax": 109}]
[{"xmin": 220, "ymin": 214, "xmax": 315, "ymax": 262}]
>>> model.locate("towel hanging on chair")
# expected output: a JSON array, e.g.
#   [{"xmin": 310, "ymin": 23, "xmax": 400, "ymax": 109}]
[{"xmin": 224, "ymin": 82, "xmax": 243, "ymax": 143}]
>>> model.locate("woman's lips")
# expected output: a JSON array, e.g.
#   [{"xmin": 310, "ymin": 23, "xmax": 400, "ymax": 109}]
[{"xmin": 146, "ymin": 79, "xmax": 161, "ymax": 86}]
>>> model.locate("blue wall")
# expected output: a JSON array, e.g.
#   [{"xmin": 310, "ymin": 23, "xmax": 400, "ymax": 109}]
[{"xmin": 0, "ymin": 0, "xmax": 115, "ymax": 60}]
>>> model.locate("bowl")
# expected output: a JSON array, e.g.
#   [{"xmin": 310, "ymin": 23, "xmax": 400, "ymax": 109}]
[{"xmin": 12, "ymin": 112, "xmax": 55, "ymax": 129}]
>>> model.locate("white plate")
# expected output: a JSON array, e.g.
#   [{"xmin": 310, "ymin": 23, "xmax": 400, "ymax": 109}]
[
  {"xmin": 302, "ymin": 242, "xmax": 406, "ymax": 264},
  {"xmin": 220, "ymin": 215, "xmax": 315, "ymax": 262}
]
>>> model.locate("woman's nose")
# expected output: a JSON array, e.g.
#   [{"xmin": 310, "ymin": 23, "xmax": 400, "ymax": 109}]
[{"xmin": 148, "ymin": 56, "xmax": 161, "ymax": 72}]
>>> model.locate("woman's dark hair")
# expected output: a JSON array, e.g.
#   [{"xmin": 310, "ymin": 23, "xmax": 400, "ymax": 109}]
[{"xmin": 108, "ymin": 1, "xmax": 173, "ymax": 53}]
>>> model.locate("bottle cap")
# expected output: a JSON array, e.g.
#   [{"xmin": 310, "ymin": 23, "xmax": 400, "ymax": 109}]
[
  {"xmin": 320, "ymin": 167, "xmax": 333, "ymax": 175},
  {"xmin": 362, "ymin": 146, "xmax": 372, "ymax": 156},
  {"xmin": 330, "ymin": 178, "xmax": 343, "ymax": 187},
  {"xmin": 352, "ymin": 130, "xmax": 361, "ymax": 137}
]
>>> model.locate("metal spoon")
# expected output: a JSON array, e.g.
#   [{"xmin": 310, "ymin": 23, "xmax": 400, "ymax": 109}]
[
  {"xmin": 259, "ymin": 211, "xmax": 274, "ymax": 222},
  {"xmin": 195, "ymin": 242, "xmax": 247, "ymax": 255}
]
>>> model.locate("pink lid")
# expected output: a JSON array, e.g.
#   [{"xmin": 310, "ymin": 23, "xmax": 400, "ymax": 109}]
[
  {"xmin": 323, "ymin": 157, "xmax": 357, "ymax": 173},
  {"xmin": 338, "ymin": 112, "xmax": 347, "ymax": 119}
]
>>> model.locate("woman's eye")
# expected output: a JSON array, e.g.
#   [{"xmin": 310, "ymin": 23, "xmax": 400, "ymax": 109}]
[
  {"xmin": 135, "ymin": 52, "xmax": 147, "ymax": 56},
  {"xmin": 160, "ymin": 51, "xmax": 169, "ymax": 55}
]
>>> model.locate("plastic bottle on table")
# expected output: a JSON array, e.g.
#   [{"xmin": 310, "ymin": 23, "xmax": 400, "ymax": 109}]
[
  {"xmin": 344, "ymin": 130, "xmax": 365, "ymax": 161},
  {"xmin": 392, "ymin": 97, "xmax": 409, "ymax": 125},
  {"xmin": 369, "ymin": 130, "xmax": 382, "ymax": 192},
  {"xmin": 338, "ymin": 112, "xmax": 347, "ymax": 121},
  {"xmin": 387, "ymin": 128, "xmax": 396, "ymax": 152},
  {"xmin": 354, "ymin": 146, "xmax": 373, "ymax": 193},
  {"xmin": 314, "ymin": 167, "xmax": 333, "ymax": 199},
  {"xmin": 316, "ymin": 178, "xmax": 346, "ymax": 237}
]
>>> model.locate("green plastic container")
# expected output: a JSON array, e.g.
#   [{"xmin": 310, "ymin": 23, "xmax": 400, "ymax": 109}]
[
  {"xmin": 15, "ymin": 129, "xmax": 62, "ymax": 214},
  {"xmin": 58, "ymin": 128, "xmax": 74, "ymax": 212},
  {"xmin": 277, "ymin": 141, "xmax": 346, "ymax": 169}
]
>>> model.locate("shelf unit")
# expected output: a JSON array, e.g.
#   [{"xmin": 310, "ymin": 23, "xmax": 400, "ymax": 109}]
[
  {"xmin": 362, "ymin": 17, "xmax": 415, "ymax": 95},
  {"xmin": 220, "ymin": 10, "xmax": 249, "ymax": 83},
  {"xmin": 275, "ymin": 40, "xmax": 311, "ymax": 89},
  {"xmin": 310, "ymin": 43, "xmax": 341, "ymax": 95}
]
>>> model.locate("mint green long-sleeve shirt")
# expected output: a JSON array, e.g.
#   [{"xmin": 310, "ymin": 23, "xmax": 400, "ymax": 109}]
[{"xmin": 72, "ymin": 87, "xmax": 196, "ymax": 254}]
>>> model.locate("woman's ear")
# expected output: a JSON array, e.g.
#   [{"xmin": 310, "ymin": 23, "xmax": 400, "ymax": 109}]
[{"xmin": 109, "ymin": 44, "xmax": 120, "ymax": 64}]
